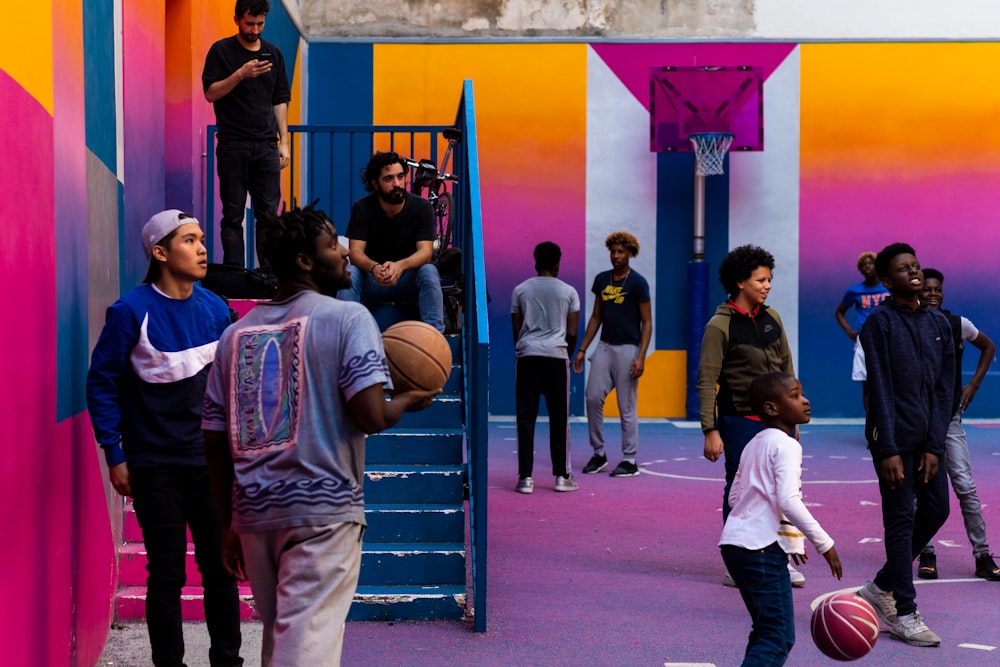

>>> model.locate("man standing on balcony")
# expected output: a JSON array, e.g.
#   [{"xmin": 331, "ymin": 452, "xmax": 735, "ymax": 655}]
[
  {"xmin": 339, "ymin": 151, "xmax": 445, "ymax": 333},
  {"xmin": 203, "ymin": 0, "xmax": 290, "ymax": 268}
]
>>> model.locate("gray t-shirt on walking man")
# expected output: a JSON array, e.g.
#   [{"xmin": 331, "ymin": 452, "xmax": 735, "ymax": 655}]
[
  {"xmin": 511, "ymin": 276, "xmax": 580, "ymax": 360},
  {"xmin": 203, "ymin": 291, "xmax": 390, "ymax": 533}
]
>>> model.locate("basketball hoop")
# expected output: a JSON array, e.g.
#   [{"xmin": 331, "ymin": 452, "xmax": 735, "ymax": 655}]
[{"xmin": 690, "ymin": 132, "xmax": 734, "ymax": 176}]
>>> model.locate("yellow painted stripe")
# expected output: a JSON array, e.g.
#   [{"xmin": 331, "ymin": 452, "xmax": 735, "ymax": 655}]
[{"xmin": 7, "ymin": 1, "xmax": 54, "ymax": 114}]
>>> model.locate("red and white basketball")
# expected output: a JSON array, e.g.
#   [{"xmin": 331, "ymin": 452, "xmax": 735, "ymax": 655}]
[
  {"xmin": 810, "ymin": 592, "xmax": 879, "ymax": 661},
  {"xmin": 381, "ymin": 321, "xmax": 452, "ymax": 393}
]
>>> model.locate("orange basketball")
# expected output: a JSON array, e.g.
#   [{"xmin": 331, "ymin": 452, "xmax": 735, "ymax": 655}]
[
  {"xmin": 811, "ymin": 592, "xmax": 879, "ymax": 661},
  {"xmin": 381, "ymin": 321, "xmax": 452, "ymax": 393}
]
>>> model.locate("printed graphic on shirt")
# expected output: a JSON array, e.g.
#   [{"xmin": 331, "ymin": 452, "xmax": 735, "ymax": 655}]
[
  {"xmin": 860, "ymin": 292, "xmax": 888, "ymax": 310},
  {"xmin": 601, "ymin": 285, "xmax": 627, "ymax": 305},
  {"xmin": 131, "ymin": 313, "xmax": 217, "ymax": 384},
  {"xmin": 233, "ymin": 476, "xmax": 363, "ymax": 519},
  {"xmin": 229, "ymin": 318, "xmax": 304, "ymax": 455}
]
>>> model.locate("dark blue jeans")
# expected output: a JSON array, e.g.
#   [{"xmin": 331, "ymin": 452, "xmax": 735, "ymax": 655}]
[
  {"xmin": 340, "ymin": 263, "xmax": 445, "ymax": 332},
  {"xmin": 870, "ymin": 449, "xmax": 950, "ymax": 617},
  {"xmin": 719, "ymin": 415, "xmax": 766, "ymax": 523},
  {"xmin": 721, "ymin": 542, "xmax": 795, "ymax": 667},
  {"xmin": 130, "ymin": 466, "xmax": 243, "ymax": 667},
  {"xmin": 216, "ymin": 138, "xmax": 281, "ymax": 268}
]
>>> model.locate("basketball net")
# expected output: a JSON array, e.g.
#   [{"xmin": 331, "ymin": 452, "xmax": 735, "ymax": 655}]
[{"xmin": 689, "ymin": 132, "xmax": 734, "ymax": 176}]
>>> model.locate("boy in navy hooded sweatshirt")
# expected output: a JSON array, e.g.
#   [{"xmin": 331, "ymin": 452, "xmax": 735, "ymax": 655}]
[{"xmin": 856, "ymin": 242, "xmax": 953, "ymax": 648}]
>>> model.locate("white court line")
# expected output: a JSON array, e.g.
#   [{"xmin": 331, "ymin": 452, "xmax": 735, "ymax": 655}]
[
  {"xmin": 637, "ymin": 468, "xmax": 876, "ymax": 485},
  {"xmin": 958, "ymin": 643, "xmax": 997, "ymax": 651},
  {"xmin": 663, "ymin": 663, "xmax": 717, "ymax": 667}
]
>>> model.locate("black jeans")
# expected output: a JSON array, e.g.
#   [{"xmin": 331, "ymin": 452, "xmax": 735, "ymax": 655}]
[
  {"xmin": 515, "ymin": 356, "xmax": 570, "ymax": 477},
  {"xmin": 870, "ymin": 450, "xmax": 950, "ymax": 617},
  {"xmin": 130, "ymin": 466, "xmax": 243, "ymax": 667},
  {"xmin": 216, "ymin": 138, "xmax": 281, "ymax": 268}
]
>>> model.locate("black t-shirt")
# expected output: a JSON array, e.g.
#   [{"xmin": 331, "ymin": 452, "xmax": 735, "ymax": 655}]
[
  {"xmin": 591, "ymin": 269, "xmax": 650, "ymax": 346},
  {"xmin": 202, "ymin": 36, "xmax": 291, "ymax": 142},
  {"xmin": 344, "ymin": 192, "xmax": 435, "ymax": 263}
]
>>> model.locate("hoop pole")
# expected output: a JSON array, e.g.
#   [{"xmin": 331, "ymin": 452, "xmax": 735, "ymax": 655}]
[{"xmin": 693, "ymin": 173, "xmax": 706, "ymax": 259}]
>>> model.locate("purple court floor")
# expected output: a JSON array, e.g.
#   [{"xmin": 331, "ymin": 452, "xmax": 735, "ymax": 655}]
[
  {"xmin": 339, "ymin": 419, "xmax": 1000, "ymax": 667},
  {"xmin": 99, "ymin": 420, "xmax": 1000, "ymax": 666}
]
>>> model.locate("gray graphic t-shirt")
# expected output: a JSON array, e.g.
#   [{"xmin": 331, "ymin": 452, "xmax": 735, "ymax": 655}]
[{"xmin": 203, "ymin": 291, "xmax": 389, "ymax": 532}]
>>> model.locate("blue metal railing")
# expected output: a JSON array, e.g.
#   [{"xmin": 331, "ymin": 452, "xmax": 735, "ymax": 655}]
[
  {"xmin": 205, "ymin": 80, "xmax": 489, "ymax": 631},
  {"xmin": 206, "ymin": 124, "xmax": 454, "ymax": 267},
  {"xmin": 453, "ymin": 80, "xmax": 489, "ymax": 633}
]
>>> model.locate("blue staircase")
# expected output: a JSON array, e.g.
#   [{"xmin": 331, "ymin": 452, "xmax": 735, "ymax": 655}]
[
  {"xmin": 351, "ymin": 331, "xmax": 468, "ymax": 621},
  {"xmin": 207, "ymin": 80, "xmax": 489, "ymax": 631}
]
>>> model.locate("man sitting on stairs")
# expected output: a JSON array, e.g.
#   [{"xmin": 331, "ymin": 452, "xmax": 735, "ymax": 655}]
[
  {"xmin": 337, "ymin": 151, "xmax": 445, "ymax": 332},
  {"xmin": 203, "ymin": 204, "xmax": 438, "ymax": 666}
]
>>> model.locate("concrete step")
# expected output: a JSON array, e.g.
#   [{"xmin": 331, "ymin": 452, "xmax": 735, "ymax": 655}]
[
  {"xmin": 117, "ymin": 583, "xmax": 468, "ymax": 622},
  {"xmin": 116, "ymin": 585, "xmax": 257, "ymax": 621},
  {"xmin": 365, "ymin": 428, "xmax": 464, "ymax": 465},
  {"xmin": 395, "ymin": 396, "xmax": 463, "ymax": 429},
  {"xmin": 120, "ymin": 522, "xmax": 466, "ymax": 588},
  {"xmin": 358, "ymin": 543, "xmax": 466, "ymax": 586},
  {"xmin": 350, "ymin": 585, "xmax": 466, "ymax": 621},
  {"xmin": 364, "ymin": 465, "xmax": 466, "ymax": 504},
  {"xmin": 364, "ymin": 504, "xmax": 465, "ymax": 543}
]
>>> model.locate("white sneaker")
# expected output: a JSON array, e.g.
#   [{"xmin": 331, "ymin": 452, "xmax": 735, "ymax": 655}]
[
  {"xmin": 516, "ymin": 477, "xmax": 534, "ymax": 494},
  {"xmin": 788, "ymin": 563, "xmax": 806, "ymax": 588},
  {"xmin": 723, "ymin": 571, "xmax": 737, "ymax": 588},
  {"xmin": 554, "ymin": 475, "xmax": 579, "ymax": 492},
  {"xmin": 890, "ymin": 611, "xmax": 941, "ymax": 647},
  {"xmin": 857, "ymin": 580, "xmax": 897, "ymax": 625}
]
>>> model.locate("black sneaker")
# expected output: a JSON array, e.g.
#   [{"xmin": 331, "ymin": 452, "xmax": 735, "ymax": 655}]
[
  {"xmin": 581, "ymin": 454, "xmax": 608, "ymax": 474},
  {"xmin": 975, "ymin": 553, "xmax": 1000, "ymax": 581},
  {"xmin": 917, "ymin": 550, "xmax": 938, "ymax": 580},
  {"xmin": 609, "ymin": 460, "xmax": 640, "ymax": 477}
]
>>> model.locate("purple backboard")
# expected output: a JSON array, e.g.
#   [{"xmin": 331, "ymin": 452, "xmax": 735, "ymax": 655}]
[{"xmin": 649, "ymin": 66, "xmax": 763, "ymax": 152}]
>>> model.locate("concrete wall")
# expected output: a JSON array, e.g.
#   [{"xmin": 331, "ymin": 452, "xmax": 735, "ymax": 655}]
[
  {"xmin": 0, "ymin": 2, "xmax": 300, "ymax": 664},
  {"xmin": 300, "ymin": 0, "xmax": 1000, "ymax": 38}
]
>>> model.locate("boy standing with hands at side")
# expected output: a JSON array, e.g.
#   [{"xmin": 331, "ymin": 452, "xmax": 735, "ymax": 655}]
[
  {"xmin": 857, "ymin": 242, "xmax": 953, "ymax": 647},
  {"xmin": 720, "ymin": 372, "xmax": 842, "ymax": 666}
]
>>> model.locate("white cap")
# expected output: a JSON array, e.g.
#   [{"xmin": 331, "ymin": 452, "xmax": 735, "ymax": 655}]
[{"xmin": 142, "ymin": 209, "xmax": 199, "ymax": 259}]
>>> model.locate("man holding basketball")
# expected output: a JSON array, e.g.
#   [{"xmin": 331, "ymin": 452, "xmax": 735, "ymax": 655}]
[
  {"xmin": 339, "ymin": 151, "xmax": 445, "ymax": 333},
  {"xmin": 203, "ymin": 0, "xmax": 290, "ymax": 268},
  {"xmin": 203, "ymin": 204, "xmax": 437, "ymax": 666}
]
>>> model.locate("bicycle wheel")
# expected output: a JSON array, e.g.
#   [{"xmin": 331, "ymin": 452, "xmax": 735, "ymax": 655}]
[{"xmin": 435, "ymin": 191, "xmax": 454, "ymax": 256}]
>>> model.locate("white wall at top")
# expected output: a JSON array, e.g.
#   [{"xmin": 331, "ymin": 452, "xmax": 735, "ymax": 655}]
[
  {"xmin": 754, "ymin": 0, "xmax": 1000, "ymax": 39},
  {"xmin": 584, "ymin": 46, "xmax": 658, "ymax": 354},
  {"xmin": 727, "ymin": 48, "xmax": 800, "ymax": 371}
]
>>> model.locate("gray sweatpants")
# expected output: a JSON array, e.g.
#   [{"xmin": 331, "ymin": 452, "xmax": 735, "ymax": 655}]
[
  {"xmin": 241, "ymin": 521, "xmax": 364, "ymax": 667},
  {"xmin": 585, "ymin": 342, "xmax": 639, "ymax": 459}
]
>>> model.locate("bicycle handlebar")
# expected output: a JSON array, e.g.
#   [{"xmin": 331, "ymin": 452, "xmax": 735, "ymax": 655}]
[{"xmin": 402, "ymin": 158, "xmax": 458, "ymax": 183}]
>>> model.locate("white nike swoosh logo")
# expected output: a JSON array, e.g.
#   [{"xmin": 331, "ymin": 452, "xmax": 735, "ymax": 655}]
[{"xmin": 130, "ymin": 313, "xmax": 218, "ymax": 384}]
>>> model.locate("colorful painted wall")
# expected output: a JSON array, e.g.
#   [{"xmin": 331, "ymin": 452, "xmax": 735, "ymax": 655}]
[
  {"xmin": 0, "ymin": 1, "xmax": 300, "ymax": 664},
  {"xmin": 5, "ymin": 6, "xmax": 1000, "ymax": 661},
  {"xmin": 306, "ymin": 40, "xmax": 1000, "ymax": 418}
]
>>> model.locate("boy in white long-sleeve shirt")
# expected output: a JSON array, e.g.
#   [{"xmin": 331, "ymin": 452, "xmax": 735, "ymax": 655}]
[{"xmin": 720, "ymin": 372, "xmax": 843, "ymax": 666}]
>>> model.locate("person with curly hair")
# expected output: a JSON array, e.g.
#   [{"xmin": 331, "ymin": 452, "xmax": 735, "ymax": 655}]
[
  {"xmin": 573, "ymin": 231, "xmax": 652, "ymax": 478},
  {"xmin": 338, "ymin": 151, "xmax": 444, "ymax": 332},
  {"xmin": 834, "ymin": 251, "xmax": 889, "ymax": 411},
  {"xmin": 697, "ymin": 244, "xmax": 800, "ymax": 587}
]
